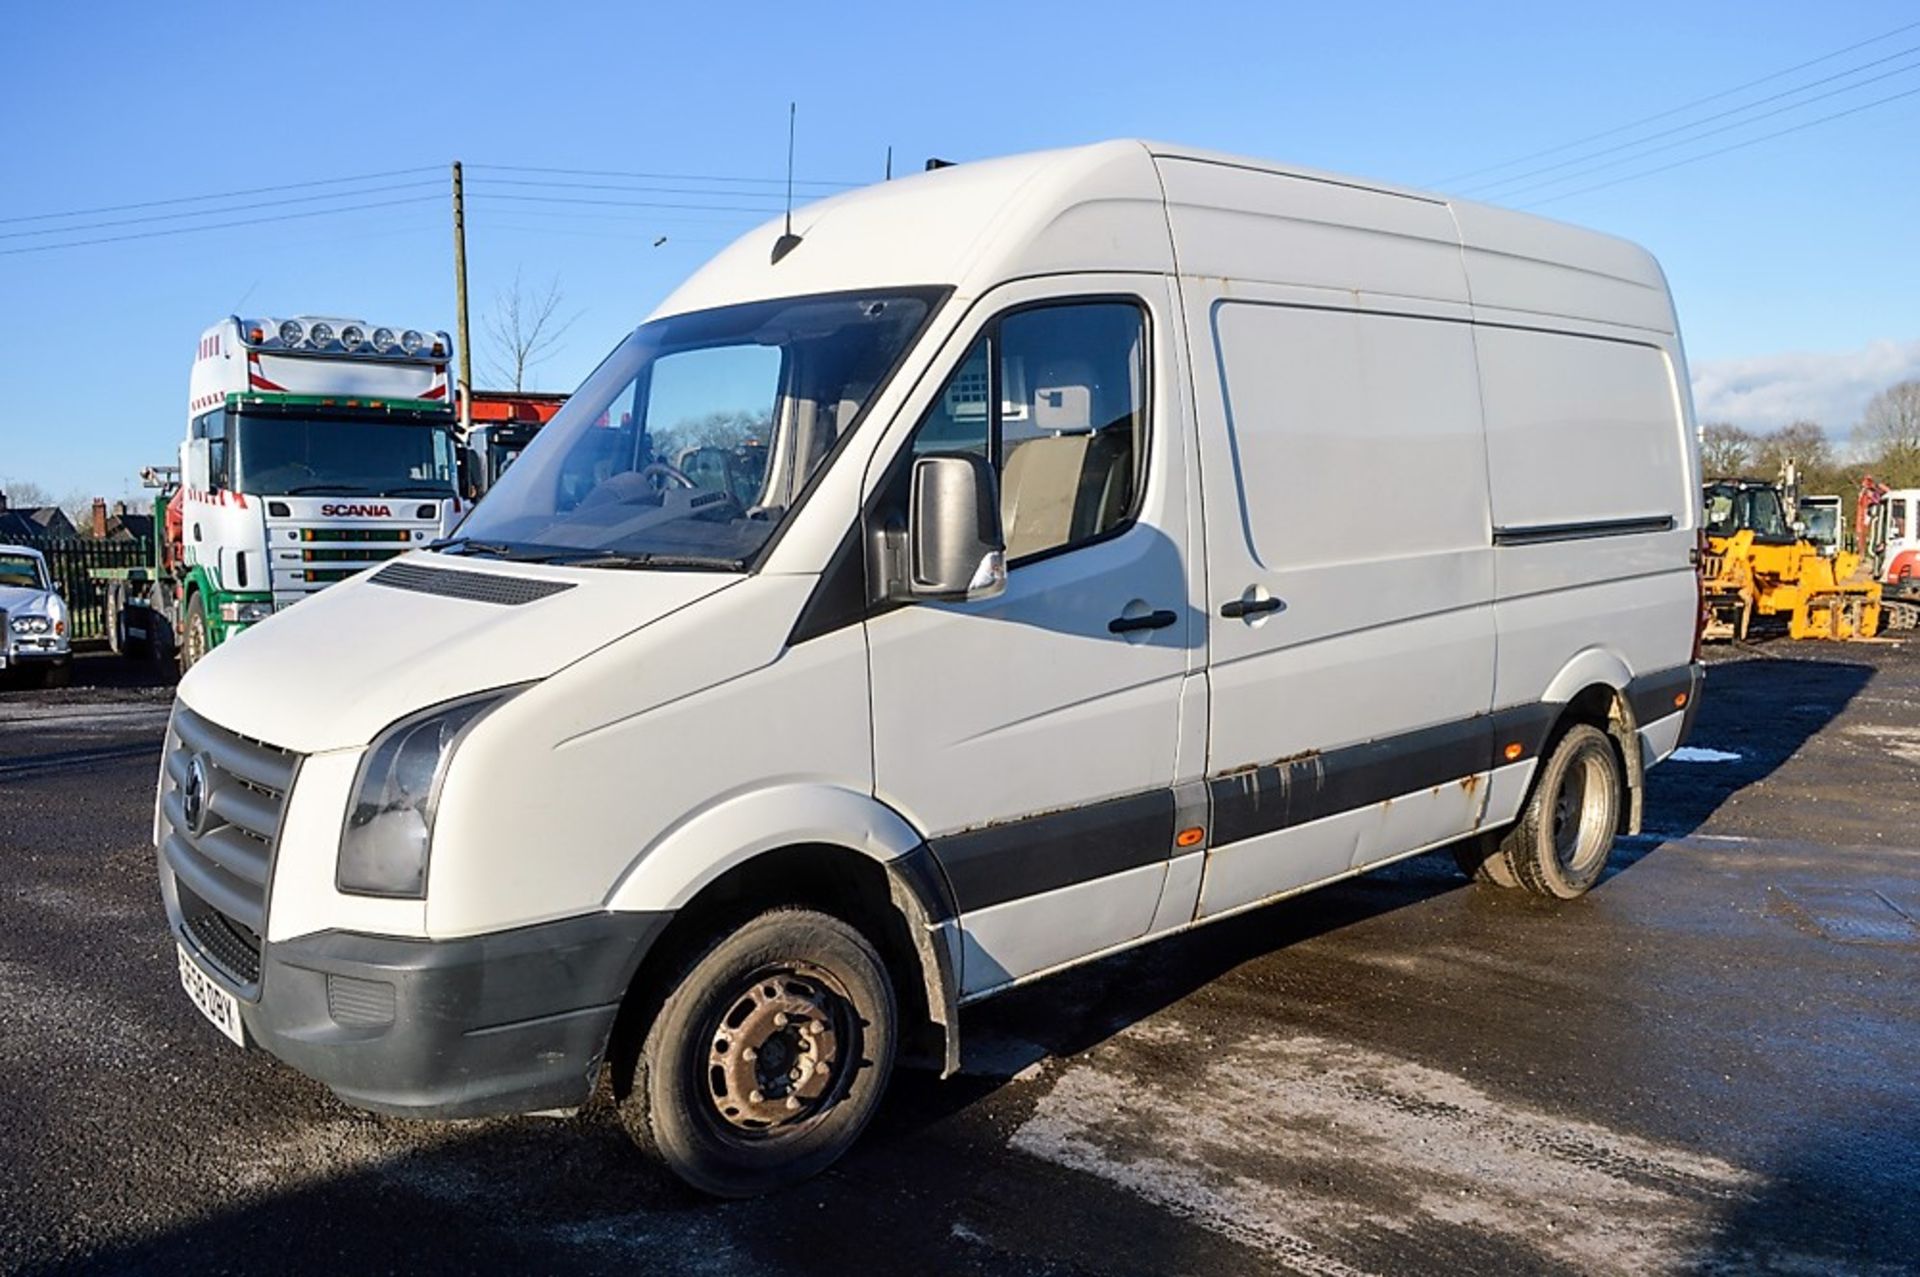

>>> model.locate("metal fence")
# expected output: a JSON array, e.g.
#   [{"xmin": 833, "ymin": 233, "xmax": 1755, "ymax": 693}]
[{"xmin": 18, "ymin": 537, "xmax": 152, "ymax": 642}]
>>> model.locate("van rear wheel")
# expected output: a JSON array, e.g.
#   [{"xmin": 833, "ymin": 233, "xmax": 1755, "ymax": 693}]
[
  {"xmin": 619, "ymin": 907, "xmax": 897, "ymax": 1197},
  {"xmin": 1493, "ymin": 723, "xmax": 1623, "ymax": 899},
  {"xmin": 1452, "ymin": 829, "xmax": 1520, "ymax": 888}
]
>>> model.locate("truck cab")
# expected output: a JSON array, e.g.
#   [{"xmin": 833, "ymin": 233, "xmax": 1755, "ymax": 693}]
[{"xmin": 174, "ymin": 317, "xmax": 462, "ymax": 668}]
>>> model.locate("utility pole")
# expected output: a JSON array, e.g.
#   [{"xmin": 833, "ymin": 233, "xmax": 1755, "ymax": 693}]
[{"xmin": 451, "ymin": 160, "xmax": 473, "ymax": 438}]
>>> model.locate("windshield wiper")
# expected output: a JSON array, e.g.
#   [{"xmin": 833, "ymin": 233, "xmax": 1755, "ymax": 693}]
[
  {"xmin": 426, "ymin": 537, "xmax": 552, "ymax": 560},
  {"xmin": 540, "ymin": 550, "xmax": 744, "ymax": 571},
  {"xmin": 382, "ymin": 485, "xmax": 456, "ymax": 497},
  {"xmin": 283, "ymin": 484, "xmax": 376, "ymax": 495}
]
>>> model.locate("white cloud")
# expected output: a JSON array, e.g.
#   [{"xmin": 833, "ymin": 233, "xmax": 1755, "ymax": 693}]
[{"xmin": 1690, "ymin": 338, "xmax": 1920, "ymax": 437}]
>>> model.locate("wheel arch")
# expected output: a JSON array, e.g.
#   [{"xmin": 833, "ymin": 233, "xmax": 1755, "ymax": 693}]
[
  {"xmin": 603, "ymin": 785, "xmax": 962, "ymax": 1090},
  {"xmin": 1537, "ymin": 649, "xmax": 1645, "ymax": 836}
]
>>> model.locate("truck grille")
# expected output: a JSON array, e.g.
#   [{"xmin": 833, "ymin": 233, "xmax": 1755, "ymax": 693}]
[{"xmin": 160, "ymin": 704, "xmax": 300, "ymax": 991}]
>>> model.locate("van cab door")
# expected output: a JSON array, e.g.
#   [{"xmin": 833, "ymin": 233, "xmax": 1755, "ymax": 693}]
[
  {"xmin": 1186, "ymin": 285, "xmax": 1497, "ymax": 917},
  {"xmin": 864, "ymin": 278, "xmax": 1200, "ymax": 999}
]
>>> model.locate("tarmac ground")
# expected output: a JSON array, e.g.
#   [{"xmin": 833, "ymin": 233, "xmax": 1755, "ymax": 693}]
[{"xmin": 2, "ymin": 642, "xmax": 1916, "ymax": 1275}]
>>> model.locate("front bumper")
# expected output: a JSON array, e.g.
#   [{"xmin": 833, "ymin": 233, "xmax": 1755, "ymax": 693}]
[
  {"xmin": 174, "ymin": 906, "xmax": 670, "ymax": 1118},
  {"xmin": 5, "ymin": 639, "xmax": 70, "ymax": 665}
]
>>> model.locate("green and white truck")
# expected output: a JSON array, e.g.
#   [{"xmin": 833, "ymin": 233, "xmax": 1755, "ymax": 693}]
[{"xmin": 110, "ymin": 315, "xmax": 464, "ymax": 672}]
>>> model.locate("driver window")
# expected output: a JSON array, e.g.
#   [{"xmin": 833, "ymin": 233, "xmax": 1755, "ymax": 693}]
[{"xmin": 894, "ymin": 299, "xmax": 1147, "ymax": 565}]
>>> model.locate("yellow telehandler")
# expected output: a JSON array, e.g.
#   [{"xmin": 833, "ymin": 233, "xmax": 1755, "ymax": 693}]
[{"xmin": 1700, "ymin": 474, "xmax": 1883, "ymax": 641}]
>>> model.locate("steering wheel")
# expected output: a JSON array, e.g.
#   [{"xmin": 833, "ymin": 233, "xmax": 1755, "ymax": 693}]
[{"xmin": 639, "ymin": 462, "xmax": 696, "ymax": 490}]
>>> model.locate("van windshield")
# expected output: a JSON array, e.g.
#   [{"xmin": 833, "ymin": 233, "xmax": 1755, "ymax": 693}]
[{"xmin": 449, "ymin": 288, "xmax": 943, "ymax": 568}]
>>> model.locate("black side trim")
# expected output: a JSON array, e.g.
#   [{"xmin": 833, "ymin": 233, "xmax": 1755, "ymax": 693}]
[
  {"xmin": 1210, "ymin": 716, "xmax": 1490, "ymax": 848},
  {"xmin": 1493, "ymin": 515, "xmax": 1676, "ymax": 546},
  {"xmin": 931, "ymin": 789, "xmax": 1175, "ymax": 913},
  {"xmin": 889, "ymin": 843, "xmax": 960, "ymax": 925},
  {"xmin": 1676, "ymin": 663, "xmax": 1704, "ymax": 747},
  {"xmin": 369, "ymin": 561, "xmax": 574, "ymax": 606},
  {"xmin": 1626, "ymin": 663, "xmax": 1697, "ymax": 726},
  {"xmin": 787, "ymin": 522, "xmax": 868, "ymax": 646},
  {"xmin": 1490, "ymin": 701, "xmax": 1561, "ymax": 765}
]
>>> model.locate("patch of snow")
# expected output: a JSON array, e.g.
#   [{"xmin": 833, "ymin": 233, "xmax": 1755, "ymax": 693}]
[{"xmin": 1669, "ymin": 747, "xmax": 1741, "ymax": 763}]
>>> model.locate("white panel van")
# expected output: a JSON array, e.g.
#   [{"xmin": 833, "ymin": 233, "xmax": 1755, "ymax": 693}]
[{"xmin": 155, "ymin": 141, "xmax": 1704, "ymax": 1195}]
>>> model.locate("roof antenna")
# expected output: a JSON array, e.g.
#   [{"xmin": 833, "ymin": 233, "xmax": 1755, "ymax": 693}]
[
  {"xmin": 771, "ymin": 102, "xmax": 802, "ymax": 264},
  {"xmin": 885, "ymin": 145, "xmax": 893, "ymax": 181}
]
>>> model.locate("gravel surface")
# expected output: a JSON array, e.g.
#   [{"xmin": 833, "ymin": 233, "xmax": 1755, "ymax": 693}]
[{"xmin": 2, "ymin": 644, "xmax": 1916, "ymax": 1275}]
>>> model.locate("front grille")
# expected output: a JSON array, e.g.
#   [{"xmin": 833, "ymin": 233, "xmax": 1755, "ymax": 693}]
[
  {"xmin": 160, "ymin": 704, "xmax": 300, "ymax": 988},
  {"xmin": 182, "ymin": 905, "xmax": 263, "ymax": 985}
]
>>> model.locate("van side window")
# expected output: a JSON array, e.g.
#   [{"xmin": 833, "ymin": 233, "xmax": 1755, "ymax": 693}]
[{"xmin": 901, "ymin": 301, "xmax": 1147, "ymax": 564}]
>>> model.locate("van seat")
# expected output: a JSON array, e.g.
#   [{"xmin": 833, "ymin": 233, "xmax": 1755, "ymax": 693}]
[{"xmin": 1001, "ymin": 422, "xmax": 1135, "ymax": 558}]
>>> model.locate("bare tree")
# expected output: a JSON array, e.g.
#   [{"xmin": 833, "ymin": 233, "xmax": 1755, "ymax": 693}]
[
  {"xmin": 650, "ymin": 410, "xmax": 771, "ymax": 462},
  {"xmin": 481, "ymin": 271, "xmax": 579, "ymax": 391},
  {"xmin": 1860, "ymin": 380, "xmax": 1920, "ymax": 488},
  {"xmin": 1755, "ymin": 420, "xmax": 1833, "ymax": 481},
  {"xmin": 1700, "ymin": 421, "xmax": 1755, "ymax": 478},
  {"xmin": 0, "ymin": 478, "xmax": 54, "ymax": 509}
]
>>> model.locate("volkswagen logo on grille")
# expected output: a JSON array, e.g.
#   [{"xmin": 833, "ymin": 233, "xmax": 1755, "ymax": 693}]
[{"xmin": 182, "ymin": 754, "xmax": 212, "ymax": 835}]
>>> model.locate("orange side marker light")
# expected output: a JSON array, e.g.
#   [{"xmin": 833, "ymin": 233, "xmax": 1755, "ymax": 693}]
[
  {"xmin": 1503, "ymin": 742, "xmax": 1524, "ymax": 762},
  {"xmin": 1674, "ymin": 692, "xmax": 1688, "ymax": 708},
  {"xmin": 1176, "ymin": 827, "xmax": 1206, "ymax": 848}
]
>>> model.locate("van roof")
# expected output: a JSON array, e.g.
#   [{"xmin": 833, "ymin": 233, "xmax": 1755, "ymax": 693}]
[{"xmin": 652, "ymin": 140, "xmax": 1674, "ymax": 336}]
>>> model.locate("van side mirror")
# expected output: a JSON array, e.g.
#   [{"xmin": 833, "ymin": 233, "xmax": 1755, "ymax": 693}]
[{"xmin": 903, "ymin": 453, "xmax": 1006, "ymax": 602}]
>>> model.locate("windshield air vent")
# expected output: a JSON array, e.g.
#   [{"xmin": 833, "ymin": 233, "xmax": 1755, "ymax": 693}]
[{"xmin": 369, "ymin": 561, "xmax": 574, "ymax": 606}]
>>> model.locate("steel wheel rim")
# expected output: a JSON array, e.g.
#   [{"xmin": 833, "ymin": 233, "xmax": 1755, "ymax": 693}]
[
  {"xmin": 1551, "ymin": 748, "xmax": 1612, "ymax": 876},
  {"xmin": 700, "ymin": 961, "xmax": 857, "ymax": 1137}
]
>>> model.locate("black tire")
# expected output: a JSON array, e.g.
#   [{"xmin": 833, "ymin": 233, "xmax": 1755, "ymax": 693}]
[
  {"xmin": 177, "ymin": 593, "xmax": 209, "ymax": 677},
  {"xmin": 1452, "ymin": 828, "xmax": 1520, "ymax": 889},
  {"xmin": 1492, "ymin": 723, "xmax": 1623, "ymax": 900},
  {"xmin": 619, "ymin": 908, "xmax": 897, "ymax": 1198},
  {"xmin": 39, "ymin": 661, "xmax": 72, "ymax": 690}
]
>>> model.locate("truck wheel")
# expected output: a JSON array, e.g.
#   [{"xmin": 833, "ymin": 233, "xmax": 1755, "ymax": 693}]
[
  {"xmin": 618, "ymin": 908, "xmax": 897, "ymax": 1198},
  {"xmin": 178, "ymin": 594, "xmax": 209, "ymax": 676},
  {"xmin": 1495, "ymin": 724, "xmax": 1623, "ymax": 900}
]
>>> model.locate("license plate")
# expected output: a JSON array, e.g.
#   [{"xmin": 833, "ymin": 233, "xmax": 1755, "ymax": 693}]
[{"xmin": 177, "ymin": 944, "xmax": 246, "ymax": 1047}]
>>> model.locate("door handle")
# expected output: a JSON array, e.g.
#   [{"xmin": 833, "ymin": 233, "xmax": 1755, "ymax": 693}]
[
  {"xmin": 1220, "ymin": 596, "xmax": 1284, "ymax": 619},
  {"xmin": 1108, "ymin": 609, "xmax": 1178, "ymax": 634}
]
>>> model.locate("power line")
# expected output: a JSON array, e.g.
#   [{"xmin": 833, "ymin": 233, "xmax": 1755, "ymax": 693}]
[
  {"xmin": 469, "ymin": 176, "xmax": 847, "ymax": 200},
  {"xmin": 1487, "ymin": 54, "xmax": 1920, "ymax": 201},
  {"xmin": 466, "ymin": 161, "xmax": 854, "ymax": 189},
  {"xmin": 467, "ymin": 192, "xmax": 787, "ymax": 214},
  {"xmin": 1460, "ymin": 42, "xmax": 1920, "ymax": 196},
  {"xmin": 1523, "ymin": 81, "xmax": 1920, "ymax": 207},
  {"xmin": 0, "ymin": 195, "xmax": 443, "ymax": 257},
  {"xmin": 0, "ymin": 165, "xmax": 442, "ymax": 227},
  {"xmin": 0, "ymin": 180, "xmax": 444, "ymax": 241},
  {"xmin": 1430, "ymin": 17, "xmax": 1920, "ymax": 186}
]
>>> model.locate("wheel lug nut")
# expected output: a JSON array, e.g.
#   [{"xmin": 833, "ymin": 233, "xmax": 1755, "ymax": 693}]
[
  {"xmin": 786, "ymin": 1096, "xmax": 801, "ymax": 1110},
  {"xmin": 749, "ymin": 1089, "xmax": 764, "ymax": 1103},
  {"xmin": 773, "ymin": 1012, "xmax": 789, "ymax": 1027},
  {"xmin": 742, "ymin": 1047, "xmax": 757, "ymax": 1061}
]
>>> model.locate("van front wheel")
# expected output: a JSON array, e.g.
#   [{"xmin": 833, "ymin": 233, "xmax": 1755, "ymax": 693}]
[
  {"xmin": 620, "ymin": 908, "xmax": 897, "ymax": 1197},
  {"xmin": 1497, "ymin": 723, "xmax": 1623, "ymax": 899}
]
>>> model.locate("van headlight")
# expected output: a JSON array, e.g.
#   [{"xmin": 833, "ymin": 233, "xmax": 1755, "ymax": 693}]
[{"xmin": 337, "ymin": 689, "xmax": 520, "ymax": 898}]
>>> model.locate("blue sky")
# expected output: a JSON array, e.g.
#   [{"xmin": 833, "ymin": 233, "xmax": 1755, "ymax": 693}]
[{"xmin": 4, "ymin": 1, "xmax": 1918, "ymax": 503}]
